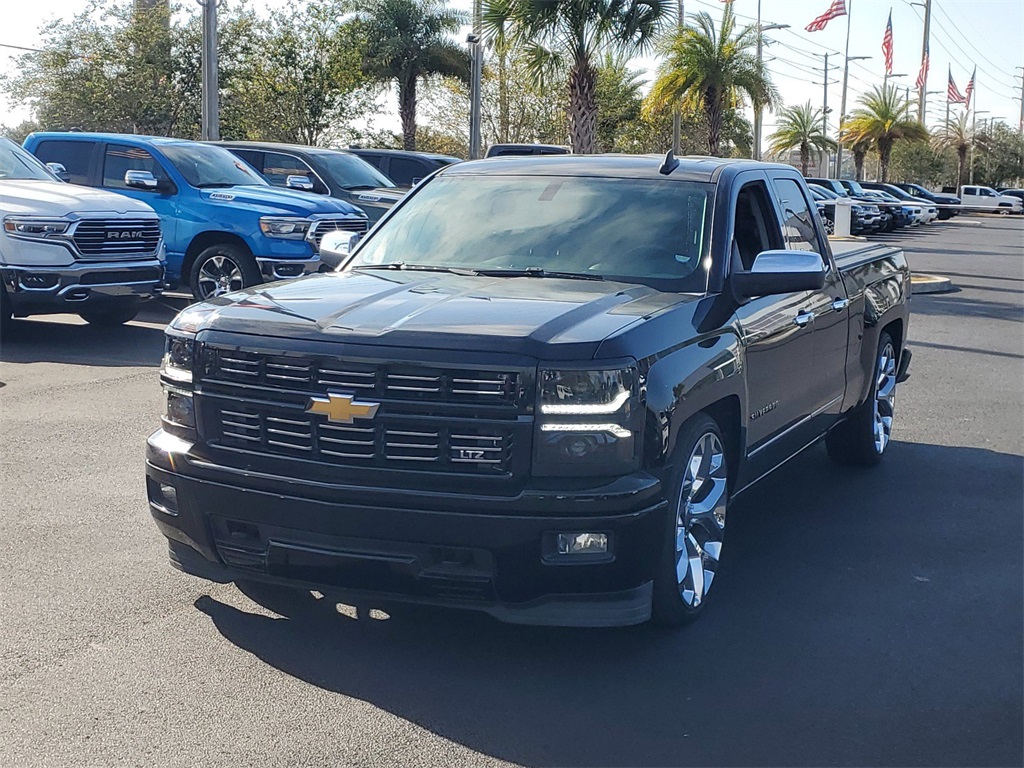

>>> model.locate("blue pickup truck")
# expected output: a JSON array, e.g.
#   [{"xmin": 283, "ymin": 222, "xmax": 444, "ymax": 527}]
[{"xmin": 24, "ymin": 133, "xmax": 369, "ymax": 299}]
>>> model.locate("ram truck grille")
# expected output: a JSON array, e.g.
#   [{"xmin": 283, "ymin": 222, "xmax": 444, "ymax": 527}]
[
  {"xmin": 72, "ymin": 218, "xmax": 161, "ymax": 259},
  {"xmin": 310, "ymin": 218, "xmax": 369, "ymax": 249}
]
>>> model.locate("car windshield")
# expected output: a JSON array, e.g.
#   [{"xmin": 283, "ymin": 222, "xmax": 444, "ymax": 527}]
[
  {"xmin": 317, "ymin": 151, "xmax": 396, "ymax": 190},
  {"xmin": 810, "ymin": 184, "xmax": 840, "ymax": 199},
  {"xmin": 347, "ymin": 174, "xmax": 714, "ymax": 290},
  {"xmin": 843, "ymin": 180, "xmax": 867, "ymax": 195},
  {"xmin": 0, "ymin": 139, "xmax": 56, "ymax": 181},
  {"xmin": 162, "ymin": 143, "xmax": 267, "ymax": 188}
]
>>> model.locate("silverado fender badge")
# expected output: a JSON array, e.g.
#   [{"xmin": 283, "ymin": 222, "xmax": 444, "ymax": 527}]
[
  {"xmin": 306, "ymin": 393, "xmax": 380, "ymax": 424},
  {"xmin": 750, "ymin": 401, "xmax": 779, "ymax": 420},
  {"xmin": 208, "ymin": 192, "xmax": 236, "ymax": 202}
]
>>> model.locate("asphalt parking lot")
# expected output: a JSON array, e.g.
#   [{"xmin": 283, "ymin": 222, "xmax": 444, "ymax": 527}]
[{"xmin": 0, "ymin": 216, "xmax": 1021, "ymax": 767}]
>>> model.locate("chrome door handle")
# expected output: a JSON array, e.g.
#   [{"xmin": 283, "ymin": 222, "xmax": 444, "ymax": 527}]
[
  {"xmin": 831, "ymin": 297, "xmax": 850, "ymax": 311},
  {"xmin": 794, "ymin": 311, "xmax": 815, "ymax": 327}
]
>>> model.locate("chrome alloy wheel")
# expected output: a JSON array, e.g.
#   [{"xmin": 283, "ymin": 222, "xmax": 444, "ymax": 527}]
[
  {"xmin": 873, "ymin": 341, "xmax": 898, "ymax": 454},
  {"xmin": 675, "ymin": 432, "xmax": 727, "ymax": 608},
  {"xmin": 197, "ymin": 255, "xmax": 244, "ymax": 299}
]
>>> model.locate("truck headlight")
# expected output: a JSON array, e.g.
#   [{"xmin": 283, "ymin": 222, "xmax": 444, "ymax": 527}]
[
  {"xmin": 160, "ymin": 330, "xmax": 197, "ymax": 438},
  {"xmin": 259, "ymin": 217, "xmax": 313, "ymax": 239},
  {"xmin": 160, "ymin": 334, "xmax": 194, "ymax": 384},
  {"xmin": 163, "ymin": 384, "xmax": 196, "ymax": 430},
  {"xmin": 534, "ymin": 366, "xmax": 641, "ymax": 476},
  {"xmin": 3, "ymin": 217, "xmax": 70, "ymax": 237}
]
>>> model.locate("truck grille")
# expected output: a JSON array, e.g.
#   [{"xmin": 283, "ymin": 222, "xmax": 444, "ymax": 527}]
[
  {"xmin": 72, "ymin": 218, "xmax": 161, "ymax": 259},
  {"xmin": 213, "ymin": 403, "xmax": 513, "ymax": 474},
  {"xmin": 197, "ymin": 345, "xmax": 529, "ymax": 477},
  {"xmin": 310, "ymin": 218, "xmax": 369, "ymax": 249}
]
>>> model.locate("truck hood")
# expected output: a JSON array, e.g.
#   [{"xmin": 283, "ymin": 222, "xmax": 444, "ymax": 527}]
[
  {"xmin": 199, "ymin": 185, "xmax": 364, "ymax": 218},
  {"xmin": 0, "ymin": 179, "xmax": 157, "ymax": 217},
  {"xmin": 187, "ymin": 270, "xmax": 701, "ymax": 359}
]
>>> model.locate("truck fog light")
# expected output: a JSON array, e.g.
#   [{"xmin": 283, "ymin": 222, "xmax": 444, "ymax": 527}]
[
  {"xmin": 147, "ymin": 477, "xmax": 179, "ymax": 515},
  {"xmin": 557, "ymin": 532, "xmax": 608, "ymax": 555}
]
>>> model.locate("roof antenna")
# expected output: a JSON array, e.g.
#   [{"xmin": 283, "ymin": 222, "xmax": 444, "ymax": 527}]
[{"xmin": 659, "ymin": 149, "xmax": 679, "ymax": 176}]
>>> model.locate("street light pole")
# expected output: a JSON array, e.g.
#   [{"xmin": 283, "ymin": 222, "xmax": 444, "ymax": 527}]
[
  {"xmin": 198, "ymin": 0, "xmax": 219, "ymax": 141},
  {"xmin": 753, "ymin": 15, "xmax": 790, "ymax": 160},
  {"xmin": 672, "ymin": 0, "xmax": 684, "ymax": 155},
  {"xmin": 835, "ymin": 42, "xmax": 869, "ymax": 179},
  {"xmin": 918, "ymin": 0, "xmax": 932, "ymax": 123},
  {"xmin": 970, "ymin": 108, "xmax": 989, "ymax": 184},
  {"xmin": 468, "ymin": 0, "xmax": 483, "ymax": 159}
]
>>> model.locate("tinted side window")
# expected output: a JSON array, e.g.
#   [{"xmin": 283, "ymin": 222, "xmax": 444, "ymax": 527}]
[
  {"xmin": 230, "ymin": 149, "xmax": 264, "ymax": 174},
  {"xmin": 103, "ymin": 144, "xmax": 169, "ymax": 189},
  {"xmin": 32, "ymin": 140, "xmax": 94, "ymax": 185},
  {"xmin": 733, "ymin": 181, "xmax": 784, "ymax": 271},
  {"xmin": 772, "ymin": 178, "xmax": 823, "ymax": 257},
  {"xmin": 388, "ymin": 157, "xmax": 429, "ymax": 186},
  {"xmin": 262, "ymin": 152, "xmax": 314, "ymax": 186},
  {"xmin": 355, "ymin": 153, "xmax": 384, "ymax": 170}
]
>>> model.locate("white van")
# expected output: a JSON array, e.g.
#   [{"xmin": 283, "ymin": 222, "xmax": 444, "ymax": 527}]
[
  {"xmin": 958, "ymin": 185, "xmax": 1023, "ymax": 214},
  {"xmin": 0, "ymin": 138, "xmax": 165, "ymax": 327}
]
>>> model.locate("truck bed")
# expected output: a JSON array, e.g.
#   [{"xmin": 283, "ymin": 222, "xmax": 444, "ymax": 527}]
[{"xmin": 830, "ymin": 239, "xmax": 903, "ymax": 271}]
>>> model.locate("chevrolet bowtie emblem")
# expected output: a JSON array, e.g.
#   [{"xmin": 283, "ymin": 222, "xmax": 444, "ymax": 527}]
[{"xmin": 305, "ymin": 393, "xmax": 380, "ymax": 424}]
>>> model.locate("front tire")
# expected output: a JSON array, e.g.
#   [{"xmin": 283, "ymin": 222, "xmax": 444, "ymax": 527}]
[
  {"xmin": 190, "ymin": 243, "xmax": 260, "ymax": 301},
  {"xmin": 652, "ymin": 414, "xmax": 729, "ymax": 627},
  {"xmin": 78, "ymin": 302, "xmax": 140, "ymax": 326},
  {"xmin": 826, "ymin": 330, "xmax": 898, "ymax": 466}
]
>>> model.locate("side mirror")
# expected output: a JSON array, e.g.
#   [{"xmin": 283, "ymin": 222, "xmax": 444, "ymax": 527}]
[
  {"xmin": 46, "ymin": 162, "xmax": 70, "ymax": 182},
  {"xmin": 125, "ymin": 170, "xmax": 159, "ymax": 190},
  {"xmin": 318, "ymin": 230, "xmax": 361, "ymax": 270},
  {"xmin": 732, "ymin": 250, "xmax": 826, "ymax": 298},
  {"xmin": 286, "ymin": 174, "xmax": 314, "ymax": 191}
]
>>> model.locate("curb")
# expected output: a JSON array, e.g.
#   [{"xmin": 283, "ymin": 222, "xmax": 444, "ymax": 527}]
[{"xmin": 911, "ymin": 274, "xmax": 956, "ymax": 294}]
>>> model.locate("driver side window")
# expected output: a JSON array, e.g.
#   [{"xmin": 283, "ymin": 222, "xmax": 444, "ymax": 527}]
[{"xmin": 733, "ymin": 181, "xmax": 784, "ymax": 271}]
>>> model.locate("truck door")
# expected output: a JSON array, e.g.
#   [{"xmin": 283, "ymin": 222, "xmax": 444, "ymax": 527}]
[
  {"xmin": 100, "ymin": 143, "xmax": 179, "ymax": 251},
  {"xmin": 768, "ymin": 173, "xmax": 849, "ymax": 437},
  {"xmin": 729, "ymin": 174, "xmax": 821, "ymax": 475}
]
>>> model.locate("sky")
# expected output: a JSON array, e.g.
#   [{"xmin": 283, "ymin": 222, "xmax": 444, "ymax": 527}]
[{"xmin": 2, "ymin": 0, "xmax": 1022, "ymax": 147}]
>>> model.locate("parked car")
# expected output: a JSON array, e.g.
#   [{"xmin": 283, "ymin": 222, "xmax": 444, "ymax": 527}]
[
  {"xmin": 892, "ymin": 183, "xmax": 960, "ymax": 219},
  {"xmin": 485, "ymin": 143, "xmax": 571, "ymax": 157},
  {"xmin": 146, "ymin": 155, "xmax": 912, "ymax": 628},
  {"xmin": 345, "ymin": 148, "xmax": 460, "ymax": 188},
  {"xmin": 997, "ymin": 188, "xmax": 1024, "ymax": 205},
  {"xmin": 0, "ymin": 138, "xmax": 164, "ymax": 328},
  {"xmin": 24, "ymin": 132, "xmax": 369, "ymax": 299},
  {"xmin": 958, "ymin": 185, "xmax": 1023, "ymax": 214},
  {"xmin": 860, "ymin": 183, "xmax": 938, "ymax": 223},
  {"xmin": 218, "ymin": 142, "xmax": 405, "ymax": 226},
  {"xmin": 835, "ymin": 179, "xmax": 926, "ymax": 227},
  {"xmin": 807, "ymin": 183, "xmax": 883, "ymax": 234}
]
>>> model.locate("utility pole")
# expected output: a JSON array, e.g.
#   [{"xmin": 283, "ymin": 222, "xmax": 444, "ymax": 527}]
[
  {"xmin": 199, "ymin": 0, "xmax": 219, "ymax": 141},
  {"xmin": 753, "ymin": 10, "xmax": 790, "ymax": 161},
  {"xmin": 969, "ymin": 107, "xmax": 989, "ymax": 184},
  {"xmin": 1016, "ymin": 67, "xmax": 1024, "ymax": 134},
  {"xmin": 918, "ymin": 0, "xmax": 931, "ymax": 123},
  {"xmin": 834, "ymin": 0, "xmax": 854, "ymax": 178},
  {"xmin": 822, "ymin": 53, "xmax": 829, "ymax": 136},
  {"xmin": 672, "ymin": 0, "xmax": 684, "ymax": 155},
  {"xmin": 468, "ymin": 0, "xmax": 483, "ymax": 159}
]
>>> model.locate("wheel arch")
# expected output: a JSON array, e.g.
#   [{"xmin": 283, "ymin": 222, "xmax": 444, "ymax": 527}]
[{"xmin": 182, "ymin": 232, "xmax": 253, "ymax": 288}]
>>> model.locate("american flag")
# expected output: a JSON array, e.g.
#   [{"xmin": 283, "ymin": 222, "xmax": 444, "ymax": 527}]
[
  {"xmin": 882, "ymin": 11, "xmax": 894, "ymax": 75},
  {"xmin": 915, "ymin": 41, "xmax": 929, "ymax": 90},
  {"xmin": 965, "ymin": 67, "xmax": 976, "ymax": 108},
  {"xmin": 805, "ymin": 0, "xmax": 846, "ymax": 33},
  {"xmin": 947, "ymin": 68, "xmax": 966, "ymax": 104}
]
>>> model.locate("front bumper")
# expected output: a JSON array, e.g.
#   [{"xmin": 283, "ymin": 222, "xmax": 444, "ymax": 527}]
[
  {"xmin": 1, "ymin": 259, "xmax": 164, "ymax": 316},
  {"xmin": 255, "ymin": 256, "xmax": 322, "ymax": 282},
  {"xmin": 145, "ymin": 429, "xmax": 667, "ymax": 627}
]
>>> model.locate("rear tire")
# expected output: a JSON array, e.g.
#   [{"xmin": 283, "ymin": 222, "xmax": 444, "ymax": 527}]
[
  {"xmin": 189, "ymin": 243, "xmax": 260, "ymax": 301},
  {"xmin": 826, "ymin": 330, "xmax": 898, "ymax": 467},
  {"xmin": 78, "ymin": 302, "xmax": 140, "ymax": 326},
  {"xmin": 652, "ymin": 413, "xmax": 729, "ymax": 627}
]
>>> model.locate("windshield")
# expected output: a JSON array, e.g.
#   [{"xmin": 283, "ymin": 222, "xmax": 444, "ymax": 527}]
[
  {"xmin": 810, "ymin": 184, "xmax": 839, "ymax": 199},
  {"xmin": 162, "ymin": 143, "xmax": 267, "ymax": 188},
  {"xmin": 346, "ymin": 174, "xmax": 714, "ymax": 290},
  {"xmin": 0, "ymin": 138, "xmax": 56, "ymax": 181},
  {"xmin": 843, "ymin": 180, "xmax": 867, "ymax": 195},
  {"xmin": 317, "ymin": 151, "xmax": 396, "ymax": 190}
]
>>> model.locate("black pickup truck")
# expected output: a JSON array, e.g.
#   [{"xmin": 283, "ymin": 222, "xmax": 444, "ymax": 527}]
[{"xmin": 146, "ymin": 155, "xmax": 911, "ymax": 627}]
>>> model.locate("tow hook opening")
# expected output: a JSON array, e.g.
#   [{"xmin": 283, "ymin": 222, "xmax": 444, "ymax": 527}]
[{"xmin": 65, "ymin": 288, "xmax": 90, "ymax": 302}]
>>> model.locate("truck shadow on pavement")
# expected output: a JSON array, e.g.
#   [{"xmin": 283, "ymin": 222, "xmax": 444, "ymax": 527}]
[
  {"xmin": 193, "ymin": 441, "xmax": 1023, "ymax": 767},
  {"xmin": 0, "ymin": 304, "xmax": 175, "ymax": 368}
]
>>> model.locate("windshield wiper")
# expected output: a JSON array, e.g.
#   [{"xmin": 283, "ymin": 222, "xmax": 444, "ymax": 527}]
[
  {"xmin": 352, "ymin": 263, "xmax": 479, "ymax": 276},
  {"xmin": 344, "ymin": 185, "xmax": 381, "ymax": 191},
  {"xmin": 473, "ymin": 267, "xmax": 604, "ymax": 281},
  {"xmin": 196, "ymin": 182, "xmax": 238, "ymax": 188}
]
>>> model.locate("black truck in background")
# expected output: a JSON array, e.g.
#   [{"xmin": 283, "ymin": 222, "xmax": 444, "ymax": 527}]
[{"xmin": 146, "ymin": 155, "xmax": 911, "ymax": 627}]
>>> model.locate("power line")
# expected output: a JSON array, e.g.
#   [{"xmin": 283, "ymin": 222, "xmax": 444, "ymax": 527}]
[{"xmin": 931, "ymin": 0, "xmax": 1016, "ymax": 80}]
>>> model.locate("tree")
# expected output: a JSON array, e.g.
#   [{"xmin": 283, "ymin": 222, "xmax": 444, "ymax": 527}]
[
  {"xmin": 888, "ymin": 139, "xmax": 950, "ymax": 186},
  {"xmin": 767, "ymin": 102, "xmax": 836, "ymax": 175},
  {"xmin": 483, "ymin": 0, "xmax": 668, "ymax": 154},
  {"xmin": 650, "ymin": 3, "xmax": 777, "ymax": 156},
  {"xmin": 972, "ymin": 121, "xmax": 1024, "ymax": 188},
  {"xmin": 932, "ymin": 113, "xmax": 971, "ymax": 189},
  {"xmin": 354, "ymin": 0, "xmax": 470, "ymax": 151},
  {"xmin": 849, "ymin": 138, "xmax": 871, "ymax": 181},
  {"xmin": 594, "ymin": 55, "xmax": 645, "ymax": 153},
  {"xmin": 841, "ymin": 84, "xmax": 928, "ymax": 183},
  {"xmin": 224, "ymin": 1, "xmax": 378, "ymax": 146}
]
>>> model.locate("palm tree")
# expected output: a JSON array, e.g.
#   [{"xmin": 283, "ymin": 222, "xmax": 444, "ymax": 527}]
[
  {"xmin": 849, "ymin": 138, "xmax": 871, "ymax": 181},
  {"xmin": 767, "ymin": 102, "xmax": 836, "ymax": 175},
  {"xmin": 483, "ymin": 0, "xmax": 668, "ymax": 154},
  {"xmin": 933, "ymin": 112, "xmax": 971, "ymax": 189},
  {"xmin": 841, "ymin": 84, "xmax": 928, "ymax": 182},
  {"xmin": 650, "ymin": 3, "xmax": 778, "ymax": 156},
  {"xmin": 355, "ymin": 0, "xmax": 470, "ymax": 151}
]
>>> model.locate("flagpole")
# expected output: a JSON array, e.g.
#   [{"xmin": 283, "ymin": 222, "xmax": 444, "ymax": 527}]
[
  {"xmin": 918, "ymin": 0, "xmax": 932, "ymax": 123},
  {"xmin": 834, "ymin": 0, "xmax": 852, "ymax": 178}
]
